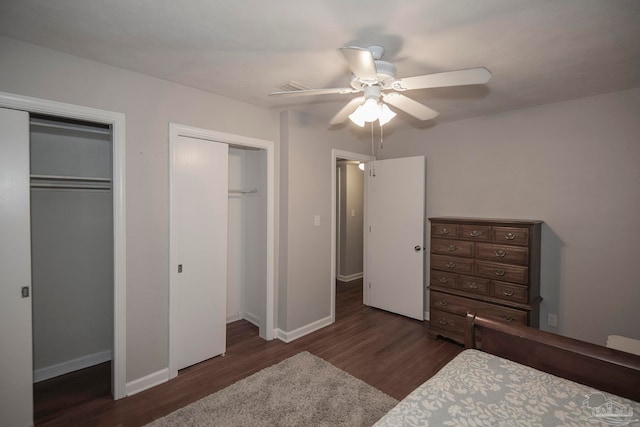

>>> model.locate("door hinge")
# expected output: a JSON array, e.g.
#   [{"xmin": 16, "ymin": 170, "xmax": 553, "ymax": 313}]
[
  {"xmin": 21, "ymin": 286, "xmax": 29, "ymax": 298},
  {"xmin": 178, "ymin": 264, "xmax": 183, "ymax": 273}
]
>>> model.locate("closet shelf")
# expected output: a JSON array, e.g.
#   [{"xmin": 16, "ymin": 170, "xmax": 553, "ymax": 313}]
[
  {"xmin": 30, "ymin": 118, "xmax": 111, "ymax": 136},
  {"xmin": 30, "ymin": 174, "xmax": 112, "ymax": 190}
]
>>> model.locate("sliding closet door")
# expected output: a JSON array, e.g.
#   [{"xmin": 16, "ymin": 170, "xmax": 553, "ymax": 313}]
[
  {"xmin": 0, "ymin": 108, "xmax": 33, "ymax": 426},
  {"xmin": 173, "ymin": 136, "xmax": 228, "ymax": 370}
]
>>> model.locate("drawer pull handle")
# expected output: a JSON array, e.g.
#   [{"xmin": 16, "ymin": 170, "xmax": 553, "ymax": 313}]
[
  {"xmin": 447, "ymin": 245, "xmax": 457, "ymax": 252},
  {"xmin": 438, "ymin": 277, "xmax": 449, "ymax": 283},
  {"xmin": 494, "ymin": 269, "xmax": 506, "ymax": 276},
  {"xmin": 438, "ymin": 299, "xmax": 448, "ymax": 306},
  {"xmin": 469, "ymin": 230, "xmax": 482, "ymax": 237},
  {"xmin": 502, "ymin": 289, "xmax": 515, "ymax": 296},
  {"xmin": 468, "ymin": 282, "xmax": 479, "ymax": 289},
  {"xmin": 439, "ymin": 318, "xmax": 449, "ymax": 325},
  {"xmin": 501, "ymin": 315, "xmax": 517, "ymax": 323},
  {"xmin": 439, "ymin": 228, "xmax": 449, "ymax": 235},
  {"xmin": 495, "ymin": 249, "xmax": 507, "ymax": 257},
  {"xmin": 446, "ymin": 262, "xmax": 457, "ymax": 268},
  {"xmin": 503, "ymin": 232, "xmax": 517, "ymax": 240}
]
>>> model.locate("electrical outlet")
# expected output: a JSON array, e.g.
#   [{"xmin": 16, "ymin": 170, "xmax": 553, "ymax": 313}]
[{"xmin": 547, "ymin": 314, "xmax": 558, "ymax": 327}]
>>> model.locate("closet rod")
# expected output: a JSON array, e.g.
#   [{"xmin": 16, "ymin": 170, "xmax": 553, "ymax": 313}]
[
  {"xmin": 228, "ymin": 188, "xmax": 258, "ymax": 194},
  {"xmin": 31, "ymin": 183, "xmax": 112, "ymax": 190},
  {"xmin": 31, "ymin": 174, "xmax": 112, "ymax": 183},
  {"xmin": 30, "ymin": 119, "xmax": 112, "ymax": 136},
  {"xmin": 30, "ymin": 175, "xmax": 112, "ymax": 190}
]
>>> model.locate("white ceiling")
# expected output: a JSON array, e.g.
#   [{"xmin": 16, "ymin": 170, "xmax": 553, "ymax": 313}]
[{"xmin": 1, "ymin": 0, "xmax": 639, "ymax": 128}]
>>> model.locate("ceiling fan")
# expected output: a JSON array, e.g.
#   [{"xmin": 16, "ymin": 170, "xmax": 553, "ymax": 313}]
[{"xmin": 269, "ymin": 45, "xmax": 491, "ymax": 127}]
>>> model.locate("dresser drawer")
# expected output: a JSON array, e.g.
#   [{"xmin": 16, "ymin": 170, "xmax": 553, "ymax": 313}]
[
  {"xmin": 431, "ymin": 254, "xmax": 474, "ymax": 273},
  {"xmin": 491, "ymin": 281, "xmax": 528, "ymax": 304},
  {"xmin": 475, "ymin": 243, "xmax": 529, "ymax": 265},
  {"xmin": 476, "ymin": 260, "xmax": 529, "ymax": 285},
  {"xmin": 431, "ymin": 290, "xmax": 528, "ymax": 325},
  {"xmin": 459, "ymin": 275, "xmax": 490, "ymax": 295},
  {"xmin": 430, "ymin": 309, "xmax": 465, "ymax": 335},
  {"xmin": 493, "ymin": 226, "xmax": 529, "ymax": 246},
  {"xmin": 474, "ymin": 303, "xmax": 527, "ymax": 325},
  {"xmin": 430, "ymin": 270, "xmax": 458, "ymax": 289},
  {"xmin": 431, "ymin": 223, "xmax": 459, "ymax": 239},
  {"xmin": 431, "ymin": 239, "xmax": 474, "ymax": 257},
  {"xmin": 460, "ymin": 224, "xmax": 490, "ymax": 241},
  {"xmin": 430, "ymin": 291, "xmax": 467, "ymax": 315}
]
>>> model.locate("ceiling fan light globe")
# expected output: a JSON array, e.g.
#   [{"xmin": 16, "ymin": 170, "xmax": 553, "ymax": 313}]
[
  {"xmin": 348, "ymin": 106, "xmax": 366, "ymax": 127},
  {"xmin": 361, "ymin": 98, "xmax": 379, "ymax": 122},
  {"xmin": 378, "ymin": 103, "xmax": 396, "ymax": 126}
]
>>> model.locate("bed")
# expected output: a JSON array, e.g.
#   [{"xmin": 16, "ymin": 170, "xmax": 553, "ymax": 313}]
[{"xmin": 374, "ymin": 313, "xmax": 640, "ymax": 426}]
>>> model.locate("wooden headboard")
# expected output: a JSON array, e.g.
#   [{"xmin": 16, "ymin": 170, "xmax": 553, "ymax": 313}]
[{"xmin": 464, "ymin": 312, "xmax": 640, "ymax": 401}]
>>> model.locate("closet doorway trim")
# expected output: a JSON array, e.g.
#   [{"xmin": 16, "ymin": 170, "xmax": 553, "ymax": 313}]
[
  {"xmin": 0, "ymin": 91, "xmax": 127, "ymax": 400},
  {"xmin": 168, "ymin": 123, "xmax": 276, "ymax": 380}
]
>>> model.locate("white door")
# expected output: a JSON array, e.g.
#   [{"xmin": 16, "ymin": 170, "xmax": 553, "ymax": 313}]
[
  {"xmin": 366, "ymin": 156, "xmax": 425, "ymax": 320},
  {"xmin": 0, "ymin": 108, "xmax": 33, "ymax": 426},
  {"xmin": 173, "ymin": 136, "xmax": 228, "ymax": 370}
]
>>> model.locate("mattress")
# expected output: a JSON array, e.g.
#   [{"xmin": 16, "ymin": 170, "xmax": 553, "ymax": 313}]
[{"xmin": 374, "ymin": 349, "xmax": 640, "ymax": 426}]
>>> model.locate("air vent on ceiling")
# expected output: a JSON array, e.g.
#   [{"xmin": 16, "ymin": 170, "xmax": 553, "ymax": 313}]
[{"xmin": 276, "ymin": 80, "xmax": 310, "ymax": 92}]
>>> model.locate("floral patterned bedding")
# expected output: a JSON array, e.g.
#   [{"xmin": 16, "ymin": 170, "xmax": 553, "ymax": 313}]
[{"xmin": 374, "ymin": 349, "xmax": 640, "ymax": 426}]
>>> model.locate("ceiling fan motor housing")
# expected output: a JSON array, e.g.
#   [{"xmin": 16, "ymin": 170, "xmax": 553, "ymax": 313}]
[{"xmin": 350, "ymin": 60, "xmax": 398, "ymax": 90}]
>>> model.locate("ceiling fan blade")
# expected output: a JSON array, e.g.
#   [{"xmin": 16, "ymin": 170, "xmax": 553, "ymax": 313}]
[
  {"xmin": 330, "ymin": 97, "xmax": 365, "ymax": 125},
  {"xmin": 395, "ymin": 67, "xmax": 491, "ymax": 91},
  {"xmin": 339, "ymin": 47, "xmax": 378, "ymax": 82},
  {"xmin": 269, "ymin": 87, "xmax": 358, "ymax": 97},
  {"xmin": 383, "ymin": 93, "xmax": 439, "ymax": 120}
]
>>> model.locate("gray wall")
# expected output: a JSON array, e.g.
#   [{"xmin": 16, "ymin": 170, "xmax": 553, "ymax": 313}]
[
  {"xmin": 0, "ymin": 35, "xmax": 279, "ymax": 382},
  {"xmin": 382, "ymin": 88, "xmax": 640, "ymax": 345},
  {"xmin": 279, "ymin": 110, "xmax": 371, "ymax": 331}
]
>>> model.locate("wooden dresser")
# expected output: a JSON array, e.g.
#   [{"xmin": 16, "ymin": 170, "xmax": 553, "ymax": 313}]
[{"xmin": 428, "ymin": 217, "xmax": 542, "ymax": 343}]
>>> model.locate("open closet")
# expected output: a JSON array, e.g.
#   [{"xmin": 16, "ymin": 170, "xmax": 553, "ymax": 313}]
[
  {"xmin": 227, "ymin": 146, "xmax": 268, "ymax": 328},
  {"xmin": 1, "ymin": 98, "xmax": 124, "ymax": 426},
  {"xmin": 30, "ymin": 115, "xmax": 113, "ymax": 400}
]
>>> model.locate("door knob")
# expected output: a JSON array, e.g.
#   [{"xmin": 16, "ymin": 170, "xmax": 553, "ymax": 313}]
[{"xmin": 414, "ymin": 245, "xmax": 422, "ymax": 252}]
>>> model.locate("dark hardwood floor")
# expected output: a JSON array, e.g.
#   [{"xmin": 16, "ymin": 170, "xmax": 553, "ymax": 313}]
[{"xmin": 35, "ymin": 279, "xmax": 463, "ymax": 426}]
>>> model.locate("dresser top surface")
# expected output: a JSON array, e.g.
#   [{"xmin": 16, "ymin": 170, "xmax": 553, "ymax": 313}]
[{"xmin": 429, "ymin": 217, "xmax": 543, "ymax": 226}]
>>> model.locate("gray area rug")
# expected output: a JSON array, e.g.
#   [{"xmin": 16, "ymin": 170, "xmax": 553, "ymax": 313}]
[{"xmin": 146, "ymin": 351, "xmax": 398, "ymax": 427}]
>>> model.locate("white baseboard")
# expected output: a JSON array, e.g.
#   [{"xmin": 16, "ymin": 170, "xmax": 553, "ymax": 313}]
[
  {"xmin": 243, "ymin": 312, "xmax": 260, "ymax": 327},
  {"xmin": 275, "ymin": 315, "xmax": 333, "ymax": 343},
  {"xmin": 226, "ymin": 313, "xmax": 242, "ymax": 323},
  {"xmin": 126, "ymin": 367, "xmax": 170, "ymax": 396},
  {"xmin": 424, "ymin": 311, "xmax": 430, "ymax": 321},
  {"xmin": 227, "ymin": 312, "xmax": 260, "ymax": 328},
  {"xmin": 337, "ymin": 272, "xmax": 363, "ymax": 282},
  {"xmin": 34, "ymin": 350, "xmax": 112, "ymax": 383}
]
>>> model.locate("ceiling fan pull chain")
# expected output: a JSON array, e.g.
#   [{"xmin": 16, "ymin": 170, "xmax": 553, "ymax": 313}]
[{"xmin": 371, "ymin": 121, "xmax": 375, "ymax": 158}]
